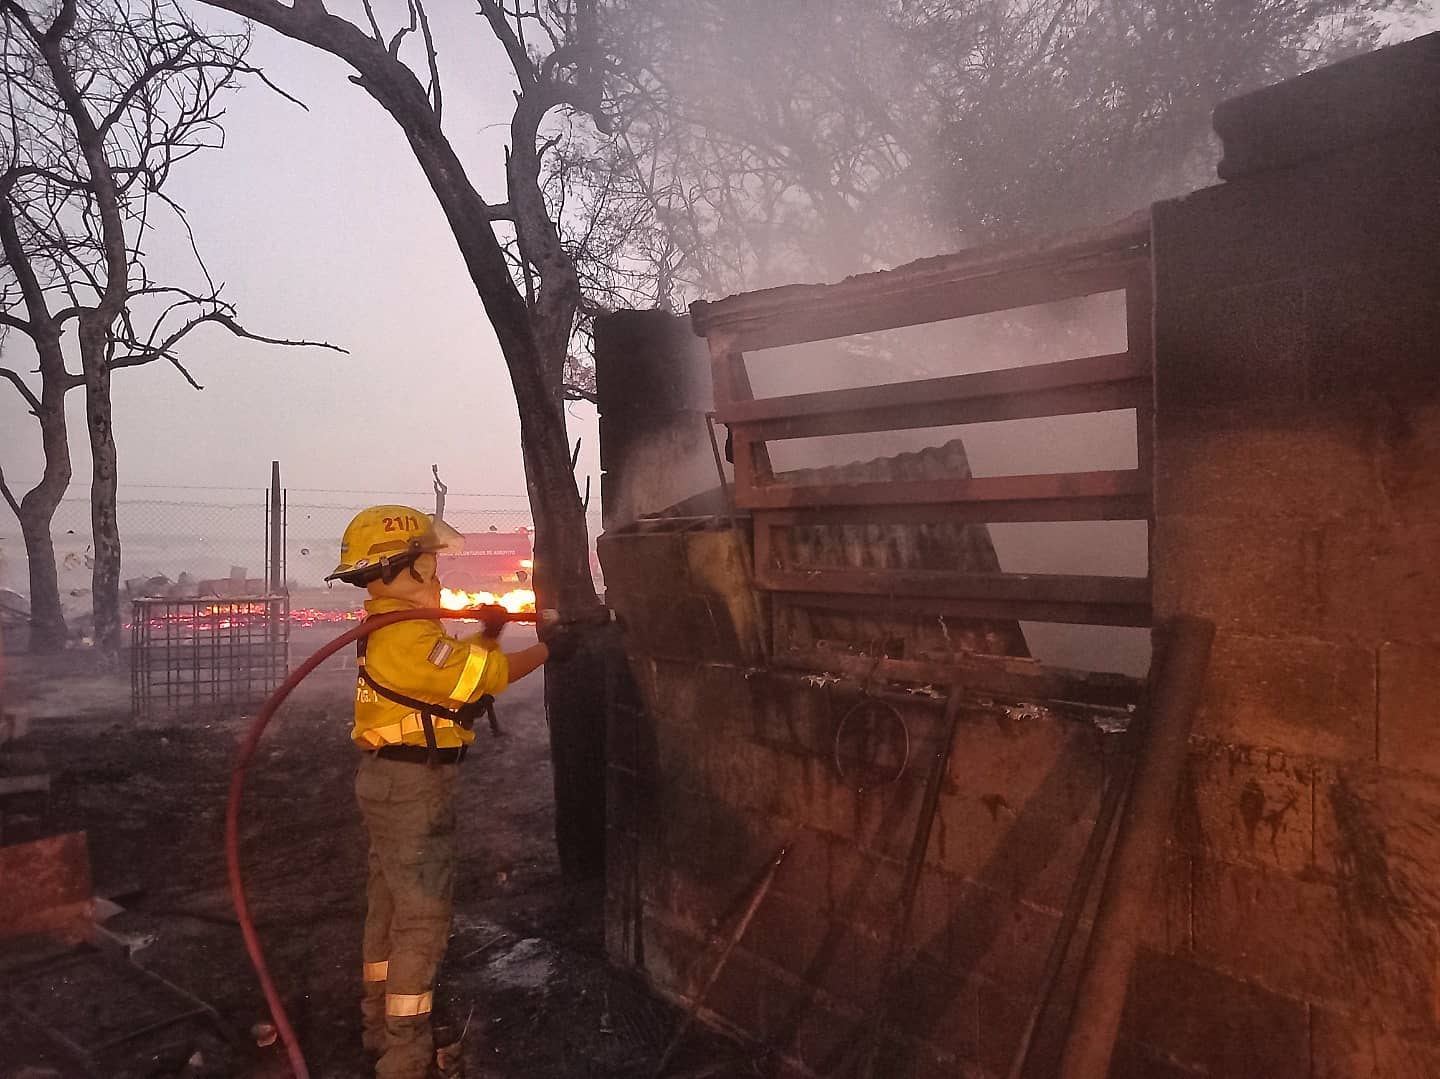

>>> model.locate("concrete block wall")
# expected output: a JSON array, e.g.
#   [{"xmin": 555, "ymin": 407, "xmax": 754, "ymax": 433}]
[
  {"xmin": 598, "ymin": 35, "xmax": 1440, "ymax": 1078},
  {"xmin": 604, "ymin": 578, "xmax": 1382, "ymax": 1078},
  {"xmin": 600, "ymin": 519, "xmax": 1148, "ymax": 1076},
  {"xmin": 1146, "ymin": 33, "xmax": 1440, "ymax": 1079}
]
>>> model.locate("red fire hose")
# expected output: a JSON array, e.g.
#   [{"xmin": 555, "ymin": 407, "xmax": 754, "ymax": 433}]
[{"xmin": 225, "ymin": 606, "xmax": 539, "ymax": 1079}]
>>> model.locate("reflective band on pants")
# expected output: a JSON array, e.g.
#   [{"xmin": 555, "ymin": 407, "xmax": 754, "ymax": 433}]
[
  {"xmin": 386, "ymin": 991, "xmax": 433, "ymax": 1017},
  {"xmin": 363, "ymin": 960, "xmax": 389, "ymax": 982}
]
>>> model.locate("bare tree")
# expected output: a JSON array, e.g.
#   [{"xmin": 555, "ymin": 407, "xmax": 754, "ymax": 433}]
[
  {"xmin": 1, "ymin": 0, "xmax": 338, "ymax": 655},
  {"xmin": 193, "ymin": 0, "xmax": 614, "ymax": 876},
  {"xmin": 198, "ymin": 0, "xmax": 603, "ymax": 610}
]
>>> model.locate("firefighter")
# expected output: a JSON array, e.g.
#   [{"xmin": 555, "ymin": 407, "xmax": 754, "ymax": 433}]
[{"xmin": 326, "ymin": 505, "xmax": 577, "ymax": 1078}]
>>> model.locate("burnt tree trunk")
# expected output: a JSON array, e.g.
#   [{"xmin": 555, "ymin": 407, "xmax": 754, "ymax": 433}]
[
  {"xmin": 39, "ymin": 12, "xmax": 131, "ymax": 664},
  {"xmin": 15, "ymin": 358, "xmax": 73, "ymax": 653},
  {"xmin": 198, "ymin": 0, "xmax": 607, "ymax": 876},
  {"xmin": 521, "ymin": 387, "xmax": 607, "ymax": 878},
  {"xmin": 0, "ymin": 190, "xmax": 74, "ymax": 655},
  {"xmin": 17, "ymin": 497, "xmax": 67, "ymax": 652},
  {"xmin": 83, "ymin": 338, "xmax": 121, "ymax": 658}
]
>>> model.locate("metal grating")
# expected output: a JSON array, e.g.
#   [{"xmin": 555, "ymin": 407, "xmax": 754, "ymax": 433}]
[
  {"xmin": 130, "ymin": 596, "xmax": 289, "ymax": 717},
  {"xmin": 5, "ymin": 948, "xmax": 217, "ymax": 1075}
]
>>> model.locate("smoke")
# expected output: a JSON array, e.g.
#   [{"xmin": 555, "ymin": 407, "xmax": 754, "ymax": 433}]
[{"xmin": 597, "ymin": 0, "xmax": 1414, "ymax": 673}]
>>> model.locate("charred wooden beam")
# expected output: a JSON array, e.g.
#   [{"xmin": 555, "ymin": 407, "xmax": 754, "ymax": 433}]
[
  {"xmin": 767, "ymin": 647, "xmax": 1144, "ymax": 714},
  {"xmin": 754, "ymin": 489, "xmax": 1149, "ymax": 528},
  {"xmin": 740, "ymin": 468, "xmax": 1148, "ymax": 514},
  {"xmin": 769, "ymin": 582, "xmax": 1150, "ymax": 628},
  {"xmin": 690, "ymin": 213, "xmax": 1151, "ymax": 352},
  {"xmin": 1056, "ymin": 616, "xmax": 1215, "ymax": 1079},
  {"xmin": 761, "ymin": 567, "xmax": 1147, "ymax": 604},
  {"xmin": 718, "ymin": 352, "xmax": 1148, "ymax": 441}
]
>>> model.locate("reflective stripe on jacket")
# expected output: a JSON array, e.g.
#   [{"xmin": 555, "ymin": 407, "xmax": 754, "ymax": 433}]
[{"xmin": 351, "ymin": 597, "xmax": 510, "ymax": 749}]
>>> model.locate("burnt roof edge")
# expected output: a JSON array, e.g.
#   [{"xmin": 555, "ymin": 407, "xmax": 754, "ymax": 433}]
[{"xmin": 688, "ymin": 209, "xmax": 1151, "ymax": 341}]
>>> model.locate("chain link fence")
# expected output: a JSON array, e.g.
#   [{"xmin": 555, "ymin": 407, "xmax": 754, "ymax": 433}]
[{"xmin": 0, "ymin": 487, "xmax": 602, "ymax": 622}]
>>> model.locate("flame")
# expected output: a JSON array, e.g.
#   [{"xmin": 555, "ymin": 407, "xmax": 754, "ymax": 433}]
[{"xmin": 440, "ymin": 587, "xmax": 536, "ymax": 613}]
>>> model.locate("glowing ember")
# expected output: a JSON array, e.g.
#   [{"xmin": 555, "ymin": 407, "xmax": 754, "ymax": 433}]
[
  {"xmin": 289, "ymin": 607, "xmax": 365, "ymax": 628},
  {"xmin": 124, "ymin": 593, "xmax": 539, "ymax": 634},
  {"xmin": 440, "ymin": 587, "xmax": 537, "ymax": 613},
  {"xmin": 125, "ymin": 605, "xmax": 366, "ymax": 632}
]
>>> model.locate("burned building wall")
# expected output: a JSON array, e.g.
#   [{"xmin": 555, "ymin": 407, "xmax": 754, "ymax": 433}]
[
  {"xmin": 594, "ymin": 310, "xmax": 717, "ymax": 533},
  {"xmin": 595, "ymin": 339, "xmax": 1150, "ymax": 1074},
  {"xmin": 1146, "ymin": 31, "xmax": 1440, "ymax": 1079},
  {"xmin": 594, "ymin": 308, "xmax": 1111, "ymax": 1076},
  {"xmin": 598, "ymin": 32, "xmax": 1440, "ymax": 1079},
  {"xmin": 598, "ymin": 518, "xmax": 1139, "ymax": 1078}
]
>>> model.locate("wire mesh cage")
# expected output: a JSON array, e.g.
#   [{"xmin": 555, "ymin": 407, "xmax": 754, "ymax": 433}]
[{"xmin": 130, "ymin": 597, "xmax": 289, "ymax": 717}]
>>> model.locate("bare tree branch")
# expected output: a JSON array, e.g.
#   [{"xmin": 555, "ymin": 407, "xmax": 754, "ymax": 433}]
[
  {"xmin": 386, "ymin": 1, "xmax": 416, "ymax": 59},
  {"xmin": 0, "ymin": 460, "xmax": 22, "ymax": 519},
  {"xmin": 413, "ymin": 0, "xmax": 442, "ymax": 123},
  {"xmin": 0, "ymin": 310, "xmax": 35, "ymax": 336},
  {"xmin": 360, "ymin": 0, "xmax": 384, "ymax": 43},
  {"xmin": 239, "ymin": 61, "xmax": 308, "ymax": 110},
  {"xmin": 0, "ymin": 364, "xmax": 40, "ymax": 413},
  {"xmin": 477, "ymin": 0, "xmax": 539, "ymax": 88},
  {"xmin": 0, "ymin": 175, "xmax": 57, "ymax": 335},
  {"xmin": 110, "ymin": 308, "xmax": 347, "ymax": 374}
]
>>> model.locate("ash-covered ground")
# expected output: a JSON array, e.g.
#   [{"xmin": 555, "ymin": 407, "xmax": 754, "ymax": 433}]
[{"xmin": 3, "ymin": 628, "xmax": 750, "ymax": 1078}]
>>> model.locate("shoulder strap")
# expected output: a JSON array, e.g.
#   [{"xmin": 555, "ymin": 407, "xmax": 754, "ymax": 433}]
[
  {"xmin": 355, "ymin": 637, "xmax": 501, "ymax": 739},
  {"xmin": 358, "ymin": 637, "xmax": 463, "ymax": 721}
]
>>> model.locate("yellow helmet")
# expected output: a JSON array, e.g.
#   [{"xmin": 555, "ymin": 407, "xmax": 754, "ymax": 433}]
[{"xmin": 327, "ymin": 505, "xmax": 464, "ymax": 586}]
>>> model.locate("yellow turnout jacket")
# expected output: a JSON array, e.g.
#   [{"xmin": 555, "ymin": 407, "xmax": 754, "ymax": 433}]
[{"xmin": 352, "ymin": 597, "xmax": 510, "ymax": 750}]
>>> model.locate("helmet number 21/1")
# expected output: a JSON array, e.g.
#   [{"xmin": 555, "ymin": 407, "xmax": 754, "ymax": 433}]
[{"xmin": 383, "ymin": 515, "xmax": 421, "ymax": 533}]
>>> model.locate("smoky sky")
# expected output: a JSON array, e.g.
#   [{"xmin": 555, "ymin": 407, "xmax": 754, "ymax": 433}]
[
  {"xmin": 2, "ymin": 0, "xmax": 1435, "ymax": 643},
  {"xmin": 3, "ymin": 3, "xmax": 1434, "ymax": 502}
]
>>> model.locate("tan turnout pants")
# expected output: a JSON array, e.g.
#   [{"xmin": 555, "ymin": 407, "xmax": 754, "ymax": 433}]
[{"xmin": 356, "ymin": 752, "xmax": 459, "ymax": 1079}]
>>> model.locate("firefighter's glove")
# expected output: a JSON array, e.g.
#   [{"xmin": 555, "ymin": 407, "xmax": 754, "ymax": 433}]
[
  {"xmin": 543, "ymin": 627, "xmax": 580, "ymax": 664},
  {"xmin": 479, "ymin": 604, "xmax": 508, "ymax": 640}
]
